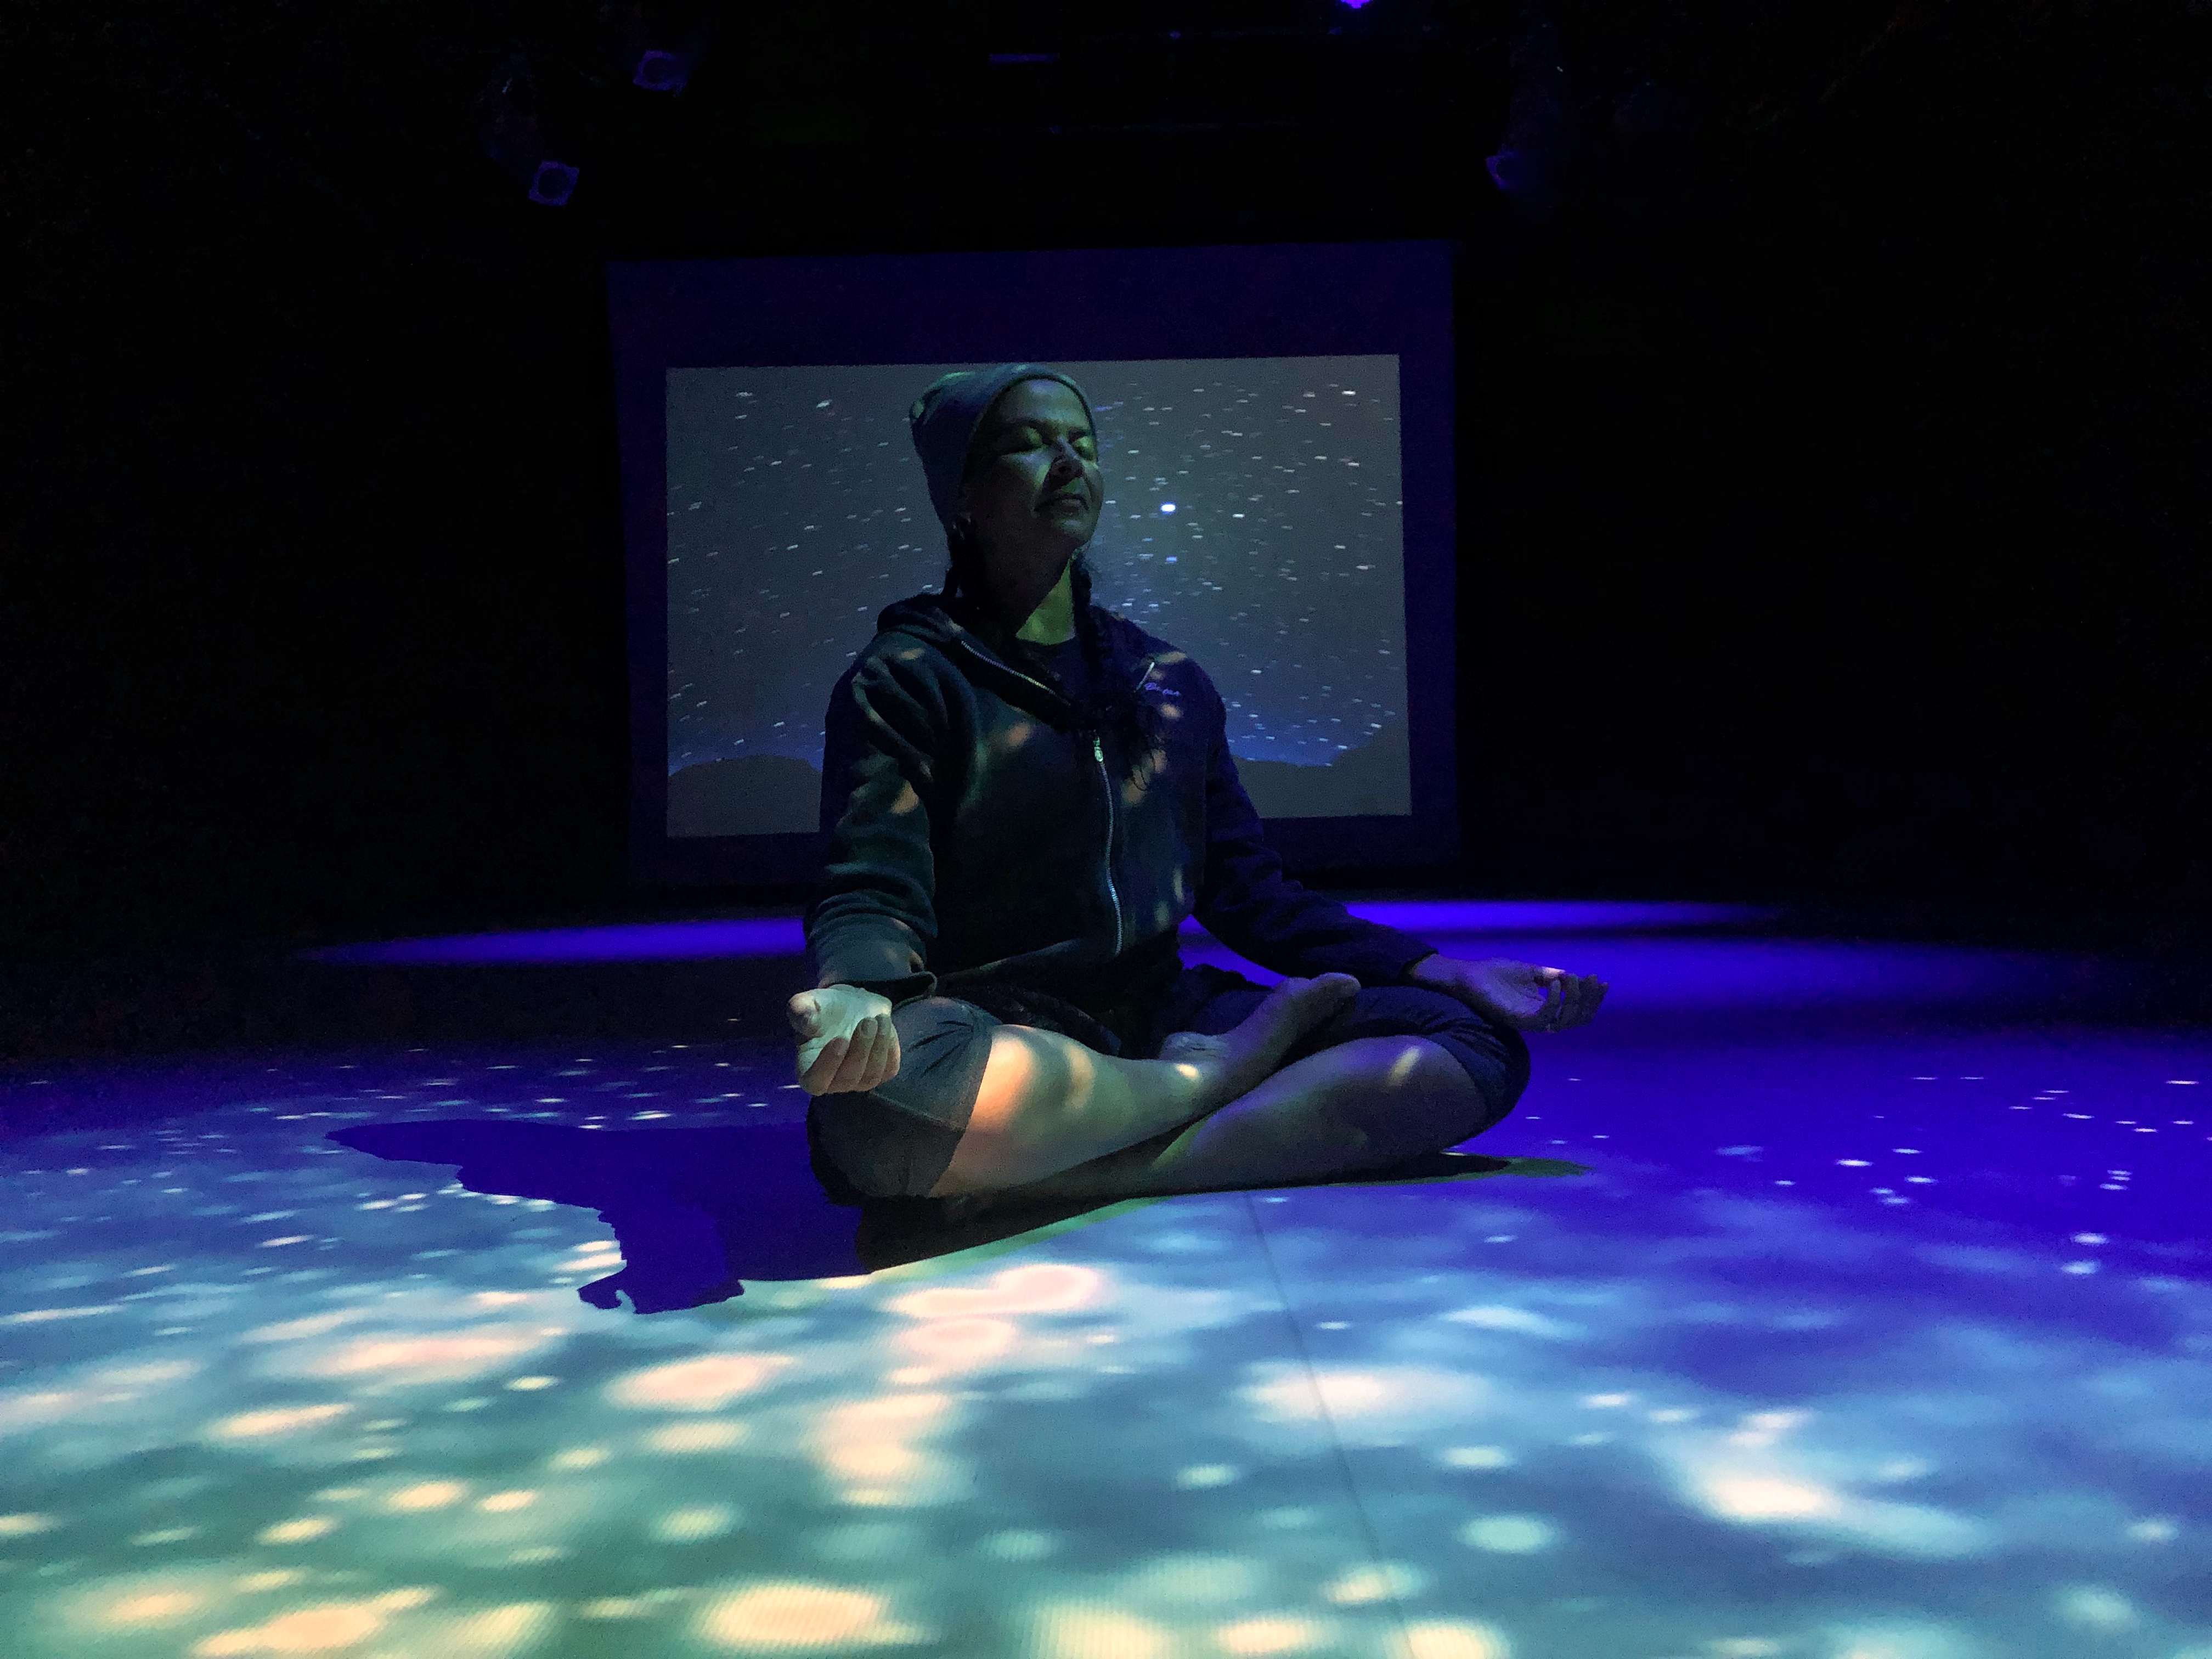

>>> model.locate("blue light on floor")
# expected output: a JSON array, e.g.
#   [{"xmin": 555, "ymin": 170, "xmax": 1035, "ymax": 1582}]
[
  {"xmin": 3, "ymin": 921, "xmax": 2206, "ymax": 1657},
  {"xmin": 305, "ymin": 916, "xmax": 811, "ymax": 964},
  {"xmin": 304, "ymin": 902, "xmax": 1774, "ymax": 967}
]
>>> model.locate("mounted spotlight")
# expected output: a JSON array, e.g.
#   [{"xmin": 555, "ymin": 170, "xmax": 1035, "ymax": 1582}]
[
  {"xmin": 528, "ymin": 161, "xmax": 580, "ymax": 205},
  {"xmin": 601, "ymin": 0, "xmax": 712, "ymax": 93},
  {"xmin": 1488, "ymin": 6, "xmax": 1564, "ymax": 215},
  {"xmin": 633, "ymin": 49, "xmax": 687, "ymax": 90},
  {"xmin": 477, "ymin": 53, "xmax": 582, "ymax": 206},
  {"xmin": 632, "ymin": 37, "xmax": 710, "ymax": 93}
]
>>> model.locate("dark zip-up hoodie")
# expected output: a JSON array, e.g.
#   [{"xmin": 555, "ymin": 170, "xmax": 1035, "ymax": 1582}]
[{"xmin": 806, "ymin": 592, "xmax": 1438, "ymax": 1039}]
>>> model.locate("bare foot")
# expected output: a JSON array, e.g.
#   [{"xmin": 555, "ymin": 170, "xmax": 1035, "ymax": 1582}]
[{"xmin": 1160, "ymin": 973, "xmax": 1360, "ymax": 1105}]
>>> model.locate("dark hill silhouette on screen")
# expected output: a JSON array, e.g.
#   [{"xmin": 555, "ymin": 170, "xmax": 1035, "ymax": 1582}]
[{"xmin": 666, "ymin": 753, "xmax": 821, "ymax": 837}]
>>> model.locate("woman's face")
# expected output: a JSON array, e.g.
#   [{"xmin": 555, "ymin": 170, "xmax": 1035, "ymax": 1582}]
[{"xmin": 958, "ymin": 379, "xmax": 1103, "ymax": 592}]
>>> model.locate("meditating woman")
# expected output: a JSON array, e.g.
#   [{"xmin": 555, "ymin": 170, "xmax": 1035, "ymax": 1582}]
[{"xmin": 791, "ymin": 363, "xmax": 1605, "ymax": 1206}]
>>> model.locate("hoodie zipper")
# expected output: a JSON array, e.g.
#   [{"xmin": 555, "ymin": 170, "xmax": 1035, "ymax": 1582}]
[
  {"xmin": 951, "ymin": 630, "xmax": 1154, "ymax": 961},
  {"xmin": 1093, "ymin": 733, "xmax": 1122, "ymax": 957},
  {"xmin": 1097, "ymin": 654, "xmax": 1167, "ymax": 955},
  {"xmin": 1098, "ymin": 660, "xmax": 1156, "ymax": 957}
]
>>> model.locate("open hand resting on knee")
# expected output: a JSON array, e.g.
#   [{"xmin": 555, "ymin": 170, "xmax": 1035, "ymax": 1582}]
[
  {"xmin": 787, "ymin": 984, "xmax": 902, "ymax": 1095},
  {"xmin": 1404, "ymin": 953, "xmax": 1607, "ymax": 1032}
]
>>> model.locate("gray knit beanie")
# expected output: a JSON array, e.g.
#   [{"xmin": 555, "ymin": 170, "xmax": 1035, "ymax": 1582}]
[{"xmin": 906, "ymin": 364, "xmax": 1099, "ymax": 533}]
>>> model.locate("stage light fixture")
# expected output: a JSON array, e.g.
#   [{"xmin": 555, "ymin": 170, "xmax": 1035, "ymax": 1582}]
[
  {"xmin": 630, "ymin": 35, "xmax": 709, "ymax": 94},
  {"xmin": 529, "ymin": 161, "xmax": 581, "ymax": 205},
  {"xmin": 477, "ymin": 53, "xmax": 581, "ymax": 206},
  {"xmin": 1485, "ymin": 150, "xmax": 1534, "ymax": 192},
  {"xmin": 633, "ymin": 48, "xmax": 687, "ymax": 90},
  {"xmin": 1489, "ymin": 8, "xmax": 1563, "ymax": 212},
  {"xmin": 602, "ymin": 0, "xmax": 711, "ymax": 93}
]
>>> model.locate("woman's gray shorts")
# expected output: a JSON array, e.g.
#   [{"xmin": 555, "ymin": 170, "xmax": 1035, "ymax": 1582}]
[{"xmin": 805, "ymin": 995, "xmax": 1004, "ymax": 1205}]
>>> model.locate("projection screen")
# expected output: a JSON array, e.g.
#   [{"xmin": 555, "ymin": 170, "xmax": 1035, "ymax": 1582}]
[{"xmin": 610, "ymin": 242, "xmax": 1458, "ymax": 886}]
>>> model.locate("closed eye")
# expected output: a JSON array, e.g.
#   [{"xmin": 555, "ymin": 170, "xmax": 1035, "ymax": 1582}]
[{"xmin": 1011, "ymin": 425, "xmax": 1094, "ymax": 455}]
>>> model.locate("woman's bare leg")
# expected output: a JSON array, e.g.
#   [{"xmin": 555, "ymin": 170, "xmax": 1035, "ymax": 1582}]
[
  {"xmin": 927, "ymin": 974, "xmax": 1359, "ymax": 1196},
  {"xmin": 989, "ymin": 1034, "xmax": 1492, "ymax": 1202}
]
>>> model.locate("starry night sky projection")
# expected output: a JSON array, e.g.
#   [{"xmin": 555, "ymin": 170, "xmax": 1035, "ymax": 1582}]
[{"xmin": 664, "ymin": 357, "xmax": 1409, "ymax": 836}]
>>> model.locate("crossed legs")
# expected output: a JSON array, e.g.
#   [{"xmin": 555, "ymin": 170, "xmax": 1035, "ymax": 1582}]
[
  {"xmin": 926, "ymin": 973, "xmax": 1508, "ymax": 1200},
  {"xmin": 1000, "ymin": 1032, "xmax": 1491, "ymax": 1201}
]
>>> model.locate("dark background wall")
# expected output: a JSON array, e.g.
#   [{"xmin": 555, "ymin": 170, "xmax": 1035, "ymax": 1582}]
[{"xmin": 7, "ymin": 0, "xmax": 2208, "ymax": 968}]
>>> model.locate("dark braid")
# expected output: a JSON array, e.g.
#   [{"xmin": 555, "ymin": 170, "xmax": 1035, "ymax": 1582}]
[
  {"xmin": 1065, "ymin": 556, "xmax": 1163, "ymax": 772},
  {"xmin": 941, "ymin": 516, "xmax": 988, "ymax": 609}
]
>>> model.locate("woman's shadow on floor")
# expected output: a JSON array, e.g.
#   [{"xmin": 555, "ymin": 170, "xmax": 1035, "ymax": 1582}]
[{"xmin": 328, "ymin": 1119, "xmax": 1585, "ymax": 1315}]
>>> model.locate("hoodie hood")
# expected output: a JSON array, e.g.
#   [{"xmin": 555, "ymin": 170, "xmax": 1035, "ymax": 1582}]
[{"xmin": 871, "ymin": 590, "xmax": 1153, "ymax": 725}]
